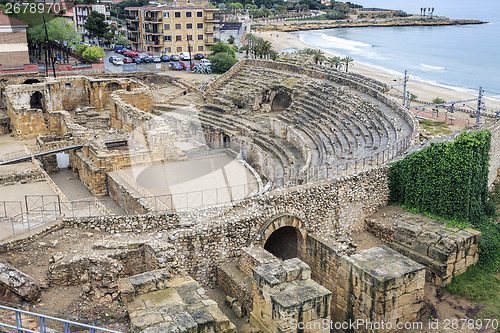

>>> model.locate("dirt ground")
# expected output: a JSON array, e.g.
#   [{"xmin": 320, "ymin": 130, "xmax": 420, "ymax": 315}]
[{"xmin": 0, "ymin": 228, "xmax": 130, "ymax": 332}]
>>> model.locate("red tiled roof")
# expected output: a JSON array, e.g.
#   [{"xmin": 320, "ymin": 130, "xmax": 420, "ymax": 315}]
[{"xmin": 0, "ymin": 9, "xmax": 28, "ymax": 26}]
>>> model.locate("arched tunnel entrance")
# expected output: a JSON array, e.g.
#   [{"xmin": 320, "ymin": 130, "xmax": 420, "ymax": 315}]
[
  {"xmin": 271, "ymin": 90, "xmax": 292, "ymax": 112},
  {"xmin": 30, "ymin": 91, "xmax": 43, "ymax": 110},
  {"xmin": 264, "ymin": 226, "xmax": 302, "ymax": 260}
]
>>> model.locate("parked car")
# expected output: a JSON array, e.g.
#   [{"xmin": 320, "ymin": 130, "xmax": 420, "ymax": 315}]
[
  {"xmin": 179, "ymin": 52, "xmax": 191, "ymax": 61},
  {"xmin": 114, "ymin": 44, "xmax": 124, "ymax": 53},
  {"xmin": 152, "ymin": 56, "xmax": 161, "ymax": 63},
  {"xmin": 123, "ymin": 58, "xmax": 134, "ymax": 64},
  {"xmin": 170, "ymin": 54, "xmax": 180, "ymax": 61},
  {"xmin": 133, "ymin": 57, "xmax": 143, "ymax": 64},
  {"xmin": 179, "ymin": 61, "xmax": 199, "ymax": 70},
  {"xmin": 199, "ymin": 59, "xmax": 211, "ymax": 66},
  {"xmin": 160, "ymin": 55, "xmax": 170, "ymax": 62},
  {"xmin": 112, "ymin": 58, "xmax": 123, "ymax": 65},
  {"xmin": 169, "ymin": 62, "xmax": 183, "ymax": 71},
  {"xmin": 194, "ymin": 53, "xmax": 204, "ymax": 60},
  {"xmin": 109, "ymin": 56, "xmax": 120, "ymax": 63}
]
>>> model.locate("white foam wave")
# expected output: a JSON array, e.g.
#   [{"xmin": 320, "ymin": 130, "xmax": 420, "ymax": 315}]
[
  {"xmin": 320, "ymin": 34, "xmax": 373, "ymax": 51},
  {"xmin": 421, "ymin": 64, "xmax": 445, "ymax": 70}
]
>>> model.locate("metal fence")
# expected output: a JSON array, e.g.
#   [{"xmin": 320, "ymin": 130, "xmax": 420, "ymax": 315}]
[
  {"xmin": 207, "ymin": 135, "xmax": 412, "ymax": 188},
  {"xmin": 0, "ymin": 195, "xmax": 107, "ymax": 240},
  {"xmin": 139, "ymin": 181, "xmax": 260, "ymax": 212},
  {"xmin": 0, "ymin": 304, "xmax": 121, "ymax": 333}
]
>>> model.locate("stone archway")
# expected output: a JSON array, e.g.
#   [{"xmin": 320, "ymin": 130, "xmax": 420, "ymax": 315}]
[
  {"xmin": 259, "ymin": 214, "xmax": 306, "ymax": 260},
  {"xmin": 103, "ymin": 82, "xmax": 122, "ymax": 92},
  {"xmin": 30, "ymin": 91, "xmax": 43, "ymax": 110},
  {"xmin": 270, "ymin": 89, "xmax": 292, "ymax": 112}
]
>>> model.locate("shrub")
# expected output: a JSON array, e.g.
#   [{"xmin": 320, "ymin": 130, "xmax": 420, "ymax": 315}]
[{"xmin": 209, "ymin": 52, "xmax": 238, "ymax": 74}]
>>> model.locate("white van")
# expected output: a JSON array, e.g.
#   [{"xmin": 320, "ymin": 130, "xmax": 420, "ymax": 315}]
[
  {"xmin": 179, "ymin": 52, "xmax": 191, "ymax": 60},
  {"xmin": 200, "ymin": 59, "xmax": 211, "ymax": 66}
]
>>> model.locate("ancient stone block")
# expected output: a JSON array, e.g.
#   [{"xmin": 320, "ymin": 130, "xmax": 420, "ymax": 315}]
[{"xmin": 0, "ymin": 263, "xmax": 40, "ymax": 302}]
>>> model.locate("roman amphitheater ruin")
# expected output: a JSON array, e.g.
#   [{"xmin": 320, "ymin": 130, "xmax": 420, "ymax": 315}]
[{"xmin": 0, "ymin": 55, "xmax": 497, "ymax": 332}]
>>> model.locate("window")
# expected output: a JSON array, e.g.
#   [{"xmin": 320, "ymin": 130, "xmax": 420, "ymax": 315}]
[
  {"xmin": 175, "ymin": 23, "xmax": 182, "ymax": 29},
  {"xmin": 197, "ymin": 23, "xmax": 203, "ymax": 29},
  {"xmin": 176, "ymin": 46, "xmax": 183, "ymax": 52},
  {"xmin": 175, "ymin": 35, "xmax": 182, "ymax": 41},
  {"xmin": 174, "ymin": 11, "xmax": 181, "ymax": 18},
  {"xmin": 197, "ymin": 34, "xmax": 204, "ymax": 40},
  {"xmin": 186, "ymin": 11, "xmax": 192, "ymax": 17},
  {"xmin": 187, "ymin": 34, "xmax": 193, "ymax": 41},
  {"xmin": 186, "ymin": 23, "xmax": 193, "ymax": 29},
  {"xmin": 196, "ymin": 11, "xmax": 203, "ymax": 17},
  {"xmin": 197, "ymin": 45, "xmax": 204, "ymax": 51},
  {"xmin": 65, "ymin": 83, "xmax": 72, "ymax": 89},
  {"xmin": 164, "ymin": 35, "xmax": 171, "ymax": 41},
  {"xmin": 163, "ymin": 11, "xmax": 169, "ymax": 18},
  {"xmin": 164, "ymin": 23, "xmax": 170, "ymax": 30}
]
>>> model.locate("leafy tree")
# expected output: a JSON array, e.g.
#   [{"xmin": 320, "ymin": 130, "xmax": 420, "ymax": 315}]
[
  {"xmin": 74, "ymin": 43, "xmax": 88, "ymax": 56},
  {"xmin": 209, "ymin": 52, "xmax": 238, "ymax": 74},
  {"xmin": 432, "ymin": 97, "xmax": 446, "ymax": 104},
  {"xmin": 81, "ymin": 45, "xmax": 105, "ymax": 62},
  {"xmin": 227, "ymin": 35, "xmax": 235, "ymax": 44},
  {"xmin": 275, "ymin": 5, "xmax": 287, "ymax": 14},
  {"xmin": 231, "ymin": 45, "xmax": 239, "ymax": 53},
  {"xmin": 341, "ymin": 56, "xmax": 354, "ymax": 72},
  {"xmin": 84, "ymin": 11, "xmax": 108, "ymax": 39},
  {"xmin": 210, "ymin": 41, "xmax": 236, "ymax": 59},
  {"xmin": 114, "ymin": 35, "xmax": 131, "ymax": 46},
  {"xmin": 269, "ymin": 50, "xmax": 279, "ymax": 61}
]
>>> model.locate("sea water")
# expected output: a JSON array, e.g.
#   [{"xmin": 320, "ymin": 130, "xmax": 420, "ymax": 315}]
[{"xmin": 297, "ymin": 0, "xmax": 499, "ymax": 99}]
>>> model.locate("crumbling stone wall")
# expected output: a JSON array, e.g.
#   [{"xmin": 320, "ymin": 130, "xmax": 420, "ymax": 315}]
[
  {"xmin": 250, "ymin": 256, "xmax": 331, "ymax": 333},
  {"xmin": 390, "ymin": 219, "xmax": 481, "ymax": 286},
  {"xmin": 0, "ymin": 168, "xmax": 44, "ymax": 186},
  {"xmin": 3, "ymin": 77, "xmax": 138, "ymax": 138},
  {"xmin": 486, "ymin": 121, "xmax": 500, "ymax": 187},
  {"xmin": 69, "ymin": 149, "xmax": 107, "ymax": 197},
  {"xmin": 302, "ymin": 236, "xmax": 426, "ymax": 332},
  {"xmin": 107, "ymin": 172, "xmax": 149, "ymax": 214},
  {"xmin": 65, "ymin": 166, "xmax": 390, "ymax": 285}
]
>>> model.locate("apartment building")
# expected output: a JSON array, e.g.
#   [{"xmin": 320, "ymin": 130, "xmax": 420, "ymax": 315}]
[
  {"xmin": 74, "ymin": 4, "xmax": 108, "ymax": 34},
  {"xmin": 125, "ymin": 6, "xmax": 218, "ymax": 55}
]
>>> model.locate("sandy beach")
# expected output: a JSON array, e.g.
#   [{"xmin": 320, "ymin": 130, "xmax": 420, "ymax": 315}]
[{"xmin": 256, "ymin": 30, "xmax": 500, "ymax": 124}]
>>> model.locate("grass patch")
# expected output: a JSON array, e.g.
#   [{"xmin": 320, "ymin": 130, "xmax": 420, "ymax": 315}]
[
  {"xmin": 419, "ymin": 119, "xmax": 453, "ymax": 136},
  {"xmin": 443, "ymin": 265, "xmax": 500, "ymax": 318},
  {"xmin": 280, "ymin": 77, "xmax": 299, "ymax": 88},
  {"xmin": 443, "ymin": 182, "xmax": 500, "ymax": 319}
]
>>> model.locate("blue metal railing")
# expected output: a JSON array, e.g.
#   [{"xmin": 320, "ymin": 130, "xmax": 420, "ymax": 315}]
[{"xmin": 0, "ymin": 305, "xmax": 122, "ymax": 333}]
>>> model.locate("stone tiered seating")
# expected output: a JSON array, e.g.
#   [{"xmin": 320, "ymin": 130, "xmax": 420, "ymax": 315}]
[
  {"xmin": 208, "ymin": 66, "xmax": 301, "ymax": 111},
  {"xmin": 202, "ymin": 60, "xmax": 414, "ymax": 185}
]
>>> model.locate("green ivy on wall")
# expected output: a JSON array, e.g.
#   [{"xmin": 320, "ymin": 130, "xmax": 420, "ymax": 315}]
[
  {"xmin": 389, "ymin": 130, "xmax": 490, "ymax": 226},
  {"xmin": 390, "ymin": 130, "xmax": 500, "ymax": 268}
]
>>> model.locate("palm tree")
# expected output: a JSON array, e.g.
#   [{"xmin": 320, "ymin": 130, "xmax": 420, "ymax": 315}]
[
  {"xmin": 312, "ymin": 49, "xmax": 325, "ymax": 65},
  {"xmin": 420, "ymin": 7, "xmax": 423, "ymax": 16},
  {"xmin": 299, "ymin": 48, "xmax": 316, "ymax": 55},
  {"xmin": 341, "ymin": 56, "xmax": 354, "ymax": 73},
  {"xmin": 431, "ymin": 8, "xmax": 435, "ymax": 17},
  {"xmin": 325, "ymin": 56, "xmax": 341, "ymax": 70},
  {"xmin": 423, "ymin": 8, "xmax": 426, "ymax": 16}
]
